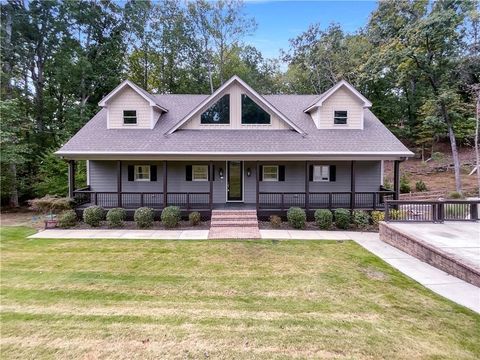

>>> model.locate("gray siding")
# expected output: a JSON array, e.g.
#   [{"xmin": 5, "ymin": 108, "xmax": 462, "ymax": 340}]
[{"xmin": 88, "ymin": 160, "xmax": 381, "ymax": 203}]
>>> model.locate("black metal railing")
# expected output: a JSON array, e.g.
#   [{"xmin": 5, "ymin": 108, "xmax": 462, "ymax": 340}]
[
  {"xmin": 72, "ymin": 190, "xmax": 210, "ymax": 210},
  {"xmin": 258, "ymin": 191, "xmax": 394, "ymax": 210},
  {"xmin": 385, "ymin": 200, "xmax": 480, "ymax": 222}
]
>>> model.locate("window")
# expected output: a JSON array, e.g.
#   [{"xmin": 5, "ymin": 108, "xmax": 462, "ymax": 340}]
[
  {"xmin": 334, "ymin": 110, "xmax": 348, "ymax": 125},
  {"xmin": 201, "ymin": 94, "xmax": 230, "ymax": 124},
  {"xmin": 192, "ymin": 165, "xmax": 208, "ymax": 181},
  {"xmin": 134, "ymin": 165, "xmax": 150, "ymax": 181},
  {"xmin": 313, "ymin": 165, "xmax": 330, "ymax": 182},
  {"xmin": 262, "ymin": 165, "xmax": 278, "ymax": 182},
  {"xmin": 241, "ymin": 94, "xmax": 271, "ymax": 124},
  {"xmin": 123, "ymin": 110, "xmax": 137, "ymax": 125}
]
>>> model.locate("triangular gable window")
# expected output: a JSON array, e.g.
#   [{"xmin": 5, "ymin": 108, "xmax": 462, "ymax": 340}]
[
  {"xmin": 200, "ymin": 94, "xmax": 230, "ymax": 124},
  {"xmin": 241, "ymin": 94, "xmax": 271, "ymax": 124}
]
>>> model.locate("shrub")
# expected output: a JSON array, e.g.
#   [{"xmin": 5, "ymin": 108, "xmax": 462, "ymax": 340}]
[
  {"xmin": 415, "ymin": 180, "xmax": 428, "ymax": 192},
  {"xmin": 287, "ymin": 207, "xmax": 306, "ymax": 229},
  {"xmin": 106, "ymin": 208, "xmax": 126, "ymax": 227},
  {"xmin": 161, "ymin": 206, "xmax": 181, "ymax": 228},
  {"xmin": 371, "ymin": 211, "xmax": 385, "ymax": 226},
  {"xmin": 83, "ymin": 206, "xmax": 105, "ymax": 227},
  {"xmin": 135, "ymin": 207, "xmax": 155, "ymax": 228},
  {"xmin": 28, "ymin": 195, "xmax": 72, "ymax": 214},
  {"xmin": 400, "ymin": 175, "xmax": 411, "ymax": 194},
  {"xmin": 314, "ymin": 209, "xmax": 333, "ymax": 229},
  {"xmin": 389, "ymin": 209, "xmax": 407, "ymax": 220},
  {"xmin": 58, "ymin": 210, "xmax": 77, "ymax": 228},
  {"xmin": 353, "ymin": 210, "xmax": 370, "ymax": 229},
  {"xmin": 189, "ymin": 211, "xmax": 201, "ymax": 226},
  {"xmin": 383, "ymin": 179, "xmax": 393, "ymax": 190},
  {"xmin": 334, "ymin": 208, "xmax": 350, "ymax": 229},
  {"xmin": 269, "ymin": 215, "xmax": 282, "ymax": 228},
  {"xmin": 448, "ymin": 191, "xmax": 463, "ymax": 199},
  {"xmin": 431, "ymin": 152, "xmax": 444, "ymax": 161}
]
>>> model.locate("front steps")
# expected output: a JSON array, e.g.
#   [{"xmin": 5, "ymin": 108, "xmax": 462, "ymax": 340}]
[{"xmin": 208, "ymin": 209, "xmax": 261, "ymax": 239}]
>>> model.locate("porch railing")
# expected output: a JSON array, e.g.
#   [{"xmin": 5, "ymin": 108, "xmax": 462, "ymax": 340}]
[
  {"xmin": 385, "ymin": 199, "xmax": 480, "ymax": 222},
  {"xmin": 258, "ymin": 191, "xmax": 394, "ymax": 211},
  {"xmin": 73, "ymin": 190, "xmax": 210, "ymax": 210}
]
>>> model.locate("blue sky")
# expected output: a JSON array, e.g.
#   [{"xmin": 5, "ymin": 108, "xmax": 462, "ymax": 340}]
[{"xmin": 243, "ymin": 0, "xmax": 378, "ymax": 59}]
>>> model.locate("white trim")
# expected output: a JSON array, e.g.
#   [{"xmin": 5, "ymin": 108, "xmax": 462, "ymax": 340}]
[
  {"xmin": 262, "ymin": 165, "xmax": 279, "ymax": 182},
  {"xmin": 166, "ymin": 75, "xmax": 306, "ymax": 135},
  {"xmin": 86, "ymin": 160, "xmax": 90, "ymax": 186},
  {"xmin": 192, "ymin": 165, "xmax": 209, "ymax": 182},
  {"xmin": 380, "ymin": 160, "xmax": 384, "ymax": 186},
  {"xmin": 226, "ymin": 160, "xmax": 244, "ymax": 202},
  {"xmin": 304, "ymin": 80, "xmax": 372, "ymax": 113},
  {"xmin": 312, "ymin": 165, "xmax": 330, "ymax": 182},
  {"xmin": 99, "ymin": 80, "xmax": 168, "ymax": 113}
]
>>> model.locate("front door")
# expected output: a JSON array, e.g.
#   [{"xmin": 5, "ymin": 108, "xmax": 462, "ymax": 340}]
[{"xmin": 227, "ymin": 161, "xmax": 243, "ymax": 201}]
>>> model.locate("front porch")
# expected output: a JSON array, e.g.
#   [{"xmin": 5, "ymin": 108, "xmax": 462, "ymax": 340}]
[{"xmin": 69, "ymin": 159, "xmax": 401, "ymax": 217}]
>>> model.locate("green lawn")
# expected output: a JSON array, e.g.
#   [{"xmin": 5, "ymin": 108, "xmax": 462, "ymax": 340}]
[{"xmin": 1, "ymin": 226, "xmax": 479, "ymax": 359}]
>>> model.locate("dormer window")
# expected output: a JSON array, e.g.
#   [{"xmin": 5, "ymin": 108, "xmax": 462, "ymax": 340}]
[
  {"xmin": 201, "ymin": 94, "xmax": 230, "ymax": 124},
  {"xmin": 123, "ymin": 110, "xmax": 137, "ymax": 125},
  {"xmin": 241, "ymin": 94, "xmax": 271, "ymax": 124},
  {"xmin": 334, "ymin": 111, "xmax": 348, "ymax": 125}
]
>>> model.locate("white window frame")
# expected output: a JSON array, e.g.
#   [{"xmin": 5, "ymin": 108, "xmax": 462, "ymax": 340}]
[
  {"xmin": 123, "ymin": 110, "xmax": 138, "ymax": 125},
  {"xmin": 192, "ymin": 165, "xmax": 209, "ymax": 182},
  {"xmin": 313, "ymin": 165, "xmax": 330, "ymax": 182},
  {"xmin": 333, "ymin": 110, "xmax": 348, "ymax": 125},
  {"xmin": 263, "ymin": 165, "xmax": 279, "ymax": 182},
  {"xmin": 134, "ymin": 165, "xmax": 151, "ymax": 181}
]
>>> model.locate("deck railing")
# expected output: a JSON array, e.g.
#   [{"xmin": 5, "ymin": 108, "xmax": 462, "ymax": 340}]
[
  {"xmin": 73, "ymin": 190, "xmax": 210, "ymax": 210},
  {"xmin": 385, "ymin": 199, "xmax": 480, "ymax": 222},
  {"xmin": 258, "ymin": 191, "xmax": 394, "ymax": 211}
]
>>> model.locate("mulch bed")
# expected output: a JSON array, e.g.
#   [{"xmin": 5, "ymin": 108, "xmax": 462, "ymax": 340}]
[
  {"xmin": 258, "ymin": 221, "xmax": 378, "ymax": 232},
  {"xmin": 61, "ymin": 220, "xmax": 210, "ymax": 231}
]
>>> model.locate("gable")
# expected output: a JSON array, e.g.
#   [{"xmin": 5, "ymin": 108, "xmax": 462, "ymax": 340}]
[{"xmin": 167, "ymin": 76, "xmax": 305, "ymax": 135}]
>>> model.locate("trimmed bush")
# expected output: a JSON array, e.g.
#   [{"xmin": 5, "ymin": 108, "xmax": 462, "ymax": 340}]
[
  {"xmin": 371, "ymin": 210, "xmax": 385, "ymax": 226},
  {"xmin": 161, "ymin": 206, "xmax": 181, "ymax": 228},
  {"xmin": 83, "ymin": 206, "xmax": 105, "ymax": 227},
  {"xmin": 334, "ymin": 208, "xmax": 350, "ymax": 230},
  {"xmin": 314, "ymin": 209, "xmax": 333, "ymax": 229},
  {"xmin": 353, "ymin": 210, "xmax": 370, "ymax": 229},
  {"xmin": 58, "ymin": 210, "xmax": 77, "ymax": 228},
  {"xmin": 106, "ymin": 208, "xmax": 126, "ymax": 227},
  {"xmin": 287, "ymin": 207, "xmax": 306, "ymax": 229},
  {"xmin": 415, "ymin": 180, "xmax": 428, "ymax": 192},
  {"xmin": 135, "ymin": 207, "xmax": 155, "ymax": 228},
  {"xmin": 269, "ymin": 215, "xmax": 282, "ymax": 228},
  {"xmin": 189, "ymin": 211, "xmax": 201, "ymax": 226},
  {"xmin": 400, "ymin": 175, "xmax": 411, "ymax": 194}
]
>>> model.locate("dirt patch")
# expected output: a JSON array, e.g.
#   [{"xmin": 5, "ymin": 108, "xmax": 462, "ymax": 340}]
[
  {"xmin": 360, "ymin": 267, "xmax": 390, "ymax": 281},
  {"xmin": 0, "ymin": 209, "xmax": 44, "ymax": 229}
]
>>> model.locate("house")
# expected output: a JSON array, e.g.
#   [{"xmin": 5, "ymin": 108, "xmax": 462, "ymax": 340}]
[{"xmin": 56, "ymin": 75, "xmax": 413, "ymax": 218}]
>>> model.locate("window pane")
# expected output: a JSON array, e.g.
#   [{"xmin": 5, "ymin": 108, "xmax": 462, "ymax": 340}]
[
  {"xmin": 313, "ymin": 165, "xmax": 329, "ymax": 182},
  {"xmin": 321, "ymin": 165, "xmax": 329, "ymax": 181},
  {"xmin": 263, "ymin": 165, "xmax": 278, "ymax": 181},
  {"xmin": 193, "ymin": 165, "xmax": 208, "ymax": 181},
  {"xmin": 135, "ymin": 165, "xmax": 150, "ymax": 181},
  {"xmin": 123, "ymin": 110, "xmax": 137, "ymax": 124},
  {"xmin": 313, "ymin": 166, "xmax": 322, "ymax": 182},
  {"xmin": 201, "ymin": 95, "xmax": 230, "ymax": 124},
  {"xmin": 334, "ymin": 110, "xmax": 347, "ymax": 125},
  {"xmin": 242, "ymin": 94, "xmax": 271, "ymax": 124}
]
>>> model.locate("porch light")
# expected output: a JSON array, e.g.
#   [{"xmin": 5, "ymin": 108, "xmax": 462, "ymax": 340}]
[
  {"xmin": 219, "ymin": 168, "xmax": 224, "ymax": 179},
  {"xmin": 246, "ymin": 168, "xmax": 251, "ymax": 177}
]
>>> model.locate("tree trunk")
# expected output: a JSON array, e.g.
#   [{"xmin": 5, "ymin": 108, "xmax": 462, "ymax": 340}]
[
  {"xmin": 475, "ymin": 93, "xmax": 480, "ymax": 195},
  {"xmin": 9, "ymin": 163, "xmax": 19, "ymax": 208},
  {"xmin": 440, "ymin": 102, "xmax": 462, "ymax": 193}
]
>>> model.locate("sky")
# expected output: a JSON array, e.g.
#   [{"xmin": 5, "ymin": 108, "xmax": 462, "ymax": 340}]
[{"xmin": 243, "ymin": 0, "xmax": 378, "ymax": 60}]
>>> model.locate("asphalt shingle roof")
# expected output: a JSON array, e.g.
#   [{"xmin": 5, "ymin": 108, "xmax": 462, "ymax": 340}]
[{"xmin": 57, "ymin": 94, "xmax": 412, "ymax": 156}]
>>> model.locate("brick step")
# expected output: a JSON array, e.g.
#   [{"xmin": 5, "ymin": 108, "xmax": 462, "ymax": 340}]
[
  {"xmin": 211, "ymin": 221, "xmax": 259, "ymax": 228},
  {"xmin": 211, "ymin": 215, "xmax": 258, "ymax": 221},
  {"xmin": 212, "ymin": 210, "xmax": 257, "ymax": 216}
]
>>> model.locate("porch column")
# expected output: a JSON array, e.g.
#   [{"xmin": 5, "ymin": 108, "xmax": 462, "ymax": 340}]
[
  {"xmin": 68, "ymin": 160, "xmax": 75, "ymax": 198},
  {"xmin": 393, "ymin": 160, "xmax": 400, "ymax": 200},
  {"xmin": 209, "ymin": 161, "xmax": 213, "ymax": 210},
  {"xmin": 256, "ymin": 161, "xmax": 260, "ymax": 212},
  {"xmin": 305, "ymin": 161, "xmax": 309, "ymax": 212},
  {"xmin": 350, "ymin": 161, "xmax": 356, "ymax": 211},
  {"xmin": 163, "ymin": 160, "xmax": 168, "ymax": 208},
  {"xmin": 117, "ymin": 160, "xmax": 122, "ymax": 207}
]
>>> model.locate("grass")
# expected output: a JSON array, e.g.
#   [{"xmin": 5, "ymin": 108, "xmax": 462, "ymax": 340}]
[{"xmin": 1, "ymin": 226, "xmax": 479, "ymax": 359}]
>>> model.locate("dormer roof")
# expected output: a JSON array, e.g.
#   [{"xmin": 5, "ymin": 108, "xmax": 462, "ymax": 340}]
[
  {"xmin": 98, "ymin": 79, "xmax": 168, "ymax": 113},
  {"xmin": 304, "ymin": 80, "xmax": 372, "ymax": 113}
]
